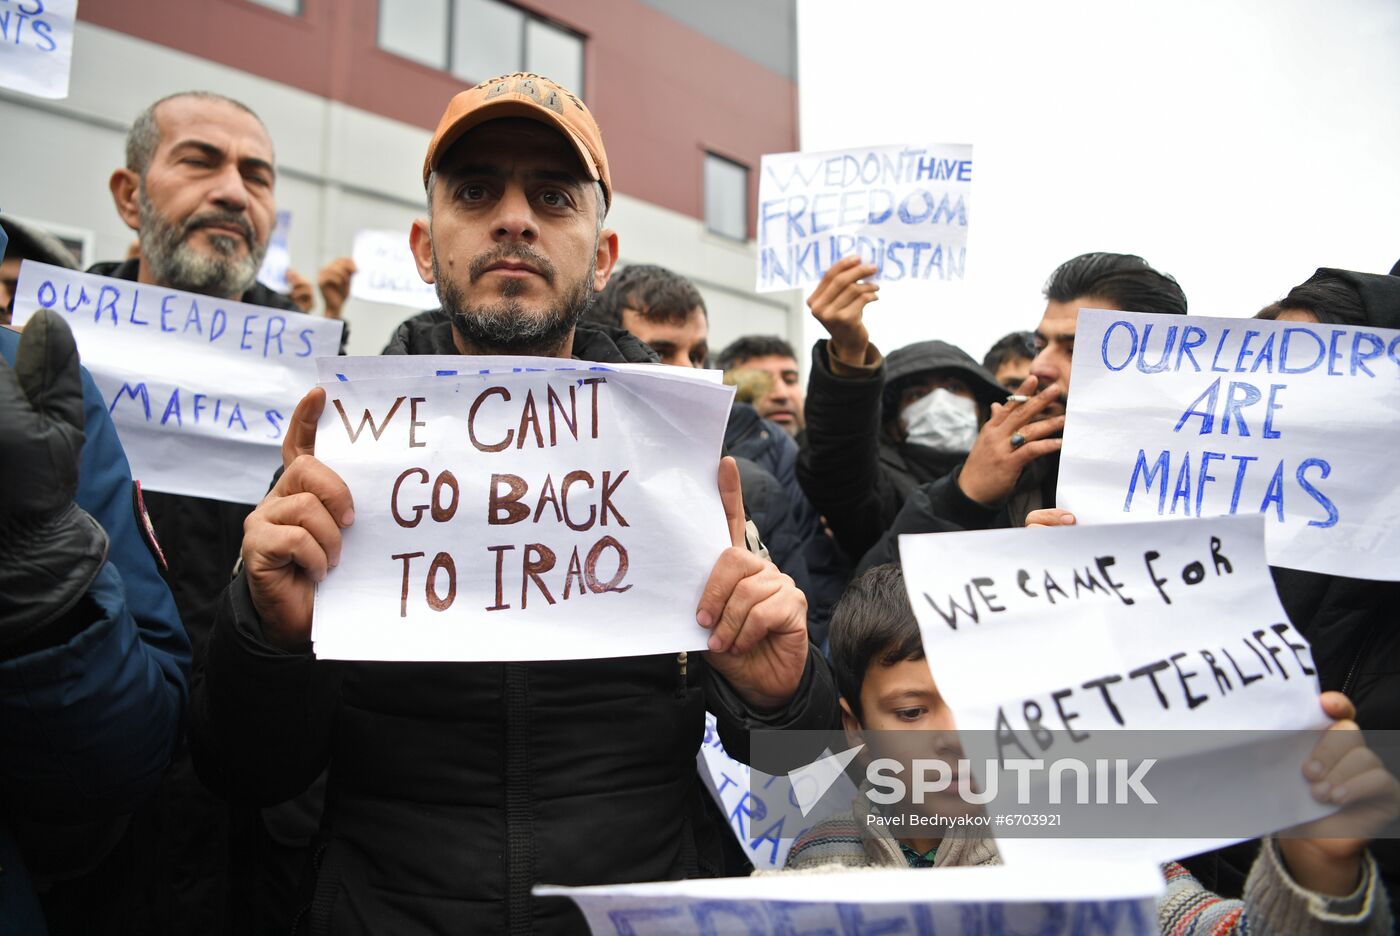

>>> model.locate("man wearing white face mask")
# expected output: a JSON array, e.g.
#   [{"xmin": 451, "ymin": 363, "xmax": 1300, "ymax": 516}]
[{"xmin": 796, "ymin": 257, "xmax": 1005, "ymax": 564}]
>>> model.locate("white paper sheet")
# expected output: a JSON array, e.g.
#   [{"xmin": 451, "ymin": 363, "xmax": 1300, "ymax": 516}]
[
  {"xmin": 311, "ymin": 362, "xmax": 736, "ymax": 661},
  {"xmin": 756, "ymin": 143, "xmax": 972, "ymax": 292},
  {"xmin": 1057, "ymin": 309, "xmax": 1400, "ymax": 581},
  {"xmin": 349, "ymin": 228, "xmax": 440, "ymax": 309},
  {"xmin": 0, "ymin": 0, "xmax": 77, "ymax": 99},
  {"xmin": 12, "ymin": 260, "xmax": 343, "ymax": 504},
  {"xmin": 899, "ymin": 515, "xmax": 1331, "ymax": 866},
  {"xmin": 537, "ymin": 861, "xmax": 1163, "ymax": 935}
]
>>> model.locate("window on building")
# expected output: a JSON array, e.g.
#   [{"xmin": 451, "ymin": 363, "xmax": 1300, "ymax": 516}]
[
  {"xmin": 378, "ymin": 0, "xmax": 585, "ymax": 95},
  {"xmin": 704, "ymin": 153, "xmax": 749, "ymax": 241},
  {"xmin": 379, "ymin": 0, "xmax": 450, "ymax": 69},
  {"xmin": 245, "ymin": 0, "xmax": 301, "ymax": 14}
]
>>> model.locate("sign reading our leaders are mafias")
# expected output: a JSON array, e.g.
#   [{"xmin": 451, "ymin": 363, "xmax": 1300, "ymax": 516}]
[
  {"xmin": 0, "ymin": 0, "xmax": 77, "ymax": 99},
  {"xmin": 756, "ymin": 143, "xmax": 971, "ymax": 293},
  {"xmin": 12, "ymin": 260, "xmax": 344, "ymax": 504},
  {"xmin": 1058, "ymin": 309, "xmax": 1400, "ymax": 580},
  {"xmin": 900, "ymin": 516, "xmax": 1332, "ymax": 866},
  {"xmin": 310, "ymin": 359, "xmax": 736, "ymax": 662}
]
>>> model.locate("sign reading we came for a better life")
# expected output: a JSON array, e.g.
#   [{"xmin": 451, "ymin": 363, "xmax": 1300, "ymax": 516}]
[
  {"xmin": 1059, "ymin": 309, "xmax": 1400, "ymax": 580},
  {"xmin": 900, "ymin": 515, "xmax": 1330, "ymax": 865},
  {"xmin": 756, "ymin": 143, "xmax": 971, "ymax": 293},
  {"xmin": 12, "ymin": 260, "xmax": 344, "ymax": 504},
  {"xmin": 311, "ymin": 360, "xmax": 736, "ymax": 662}
]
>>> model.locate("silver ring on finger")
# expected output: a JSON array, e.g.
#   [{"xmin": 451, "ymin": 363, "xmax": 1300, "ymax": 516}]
[{"xmin": 1010, "ymin": 432, "xmax": 1026, "ymax": 450}]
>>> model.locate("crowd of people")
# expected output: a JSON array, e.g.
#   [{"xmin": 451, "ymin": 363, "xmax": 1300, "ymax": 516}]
[{"xmin": 2, "ymin": 70, "xmax": 1399, "ymax": 936}]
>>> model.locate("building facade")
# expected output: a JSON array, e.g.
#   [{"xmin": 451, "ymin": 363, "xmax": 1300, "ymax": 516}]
[{"xmin": 0, "ymin": 0, "xmax": 803, "ymax": 356}]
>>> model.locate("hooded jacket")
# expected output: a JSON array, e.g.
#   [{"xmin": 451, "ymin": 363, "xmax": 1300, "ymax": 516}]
[
  {"xmin": 192, "ymin": 317, "xmax": 842, "ymax": 935},
  {"xmin": 796, "ymin": 338, "xmax": 1005, "ymax": 562}
]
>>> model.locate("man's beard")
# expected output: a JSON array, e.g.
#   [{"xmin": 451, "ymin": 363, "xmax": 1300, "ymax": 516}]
[
  {"xmin": 138, "ymin": 186, "xmax": 266, "ymax": 298},
  {"xmin": 434, "ymin": 242, "xmax": 595, "ymax": 357}
]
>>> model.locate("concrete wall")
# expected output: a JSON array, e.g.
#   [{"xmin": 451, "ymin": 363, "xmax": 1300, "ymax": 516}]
[{"xmin": 0, "ymin": 17, "xmax": 804, "ymax": 358}]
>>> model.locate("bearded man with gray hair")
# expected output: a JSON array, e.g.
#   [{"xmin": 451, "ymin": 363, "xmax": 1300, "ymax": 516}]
[{"xmin": 57, "ymin": 90, "xmax": 304, "ymax": 934}]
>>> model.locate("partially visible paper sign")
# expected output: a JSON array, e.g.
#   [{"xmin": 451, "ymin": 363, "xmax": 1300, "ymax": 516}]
[
  {"xmin": 350, "ymin": 229, "xmax": 439, "ymax": 309},
  {"xmin": 311, "ymin": 359, "xmax": 736, "ymax": 662},
  {"xmin": 0, "ymin": 0, "xmax": 77, "ymax": 99},
  {"xmin": 256, "ymin": 210, "xmax": 292, "ymax": 292},
  {"xmin": 1058, "ymin": 308, "xmax": 1400, "ymax": 581},
  {"xmin": 12, "ymin": 260, "xmax": 343, "ymax": 503},
  {"xmin": 537, "ymin": 861, "xmax": 1163, "ymax": 935},
  {"xmin": 316, "ymin": 353, "xmax": 724, "ymax": 386},
  {"xmin": 756, "ymin": 143, "xmax": 971, "ymax": 293},
  {"xmin": 696, "ymin": 713, "xmax": 858, "ymax": 870}
]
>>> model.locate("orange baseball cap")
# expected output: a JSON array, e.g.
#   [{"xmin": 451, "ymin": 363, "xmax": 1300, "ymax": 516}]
[{"xmin": 423, "ymin": 73, "xmax": 611, "ymax": 209}]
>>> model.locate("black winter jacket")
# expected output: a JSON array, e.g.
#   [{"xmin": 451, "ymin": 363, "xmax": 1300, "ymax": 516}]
[
  {"xmin": 193, "ymin": 319, "xmax": 843, "ymax": 935},
  {"xmin": 796, "ymin": 338, "xmax": 1004, "ymax": 562}
]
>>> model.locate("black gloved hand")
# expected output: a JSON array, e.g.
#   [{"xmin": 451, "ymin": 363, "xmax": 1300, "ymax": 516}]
[{"xmin": 0, "ymin": 309, "xmax": 108, "ymax": 651}]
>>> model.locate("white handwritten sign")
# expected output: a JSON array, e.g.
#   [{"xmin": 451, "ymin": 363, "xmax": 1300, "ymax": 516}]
[
  {"xmin": 310, "ymin": 361, "xmax": 736, "ymax": 661},
  {"xmin": 900, "ymin": 515, "xmax": 1330, "ymax": 865},
  {"xmin": 256, "ymin": 210, "xmax": 292, "ymax": 293},
  {"xmin": 12, "ymin": 261, "xmax": 343, "ymax": 503},
  {"xmin": 0, "ymin": 0, "xmax": 76, "ymax": 99},
  {"xmin": 349, "ymin": 229, "xmax": 439, "ymax": 309},
  {"xmin": 536, "ymin": 861, "xmax": 1163, "ymax": 936},
  {"xmin": 1059, "ymin": 309, "xmax": 1400, "ymax": 581},
  {"xmin": 756, "ymin": 143, "xmax": 972, "ymax": 293},
  {"xmin": 696, "ymin": 713, "xmax": 858, "ymax": 871}
]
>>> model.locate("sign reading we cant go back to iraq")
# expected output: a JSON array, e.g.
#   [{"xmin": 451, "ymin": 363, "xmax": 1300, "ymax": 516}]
[
  {"xmin": 310, "ymin": 358, "xmax": 736, "ymax": 662},
  {"xmin": 1058, "ymin": 309, "xmax": 1400, "ymax": 580}
]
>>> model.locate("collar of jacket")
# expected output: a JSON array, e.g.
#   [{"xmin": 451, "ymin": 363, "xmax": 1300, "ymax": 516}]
[{"xmin": 382, "ymin": 309, "xmax": 660, "ymax": 366}]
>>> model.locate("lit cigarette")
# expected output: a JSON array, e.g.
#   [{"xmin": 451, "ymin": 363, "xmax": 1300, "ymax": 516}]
[{"xmin": 1005, "ymin": 394, "xmax": 1030, "ymax": 404}]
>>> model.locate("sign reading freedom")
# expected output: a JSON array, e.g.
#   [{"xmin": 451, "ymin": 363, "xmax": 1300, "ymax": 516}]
[
  {"xmin": 1059, "ymin": 309, "xmax": 1400, "ymax": 580},
  {"xmin": 756, "ymin": 143, "xmax": 972, "ymax": 293},
  {"xmin": 311, "ymin": 361, "xmax": 736, "ymax": 662}
]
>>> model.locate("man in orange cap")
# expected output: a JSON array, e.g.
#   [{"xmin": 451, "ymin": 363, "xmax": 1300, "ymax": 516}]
[{"xmin": 192, "ymin": 74, "xmax": 840, "ymax": 935}]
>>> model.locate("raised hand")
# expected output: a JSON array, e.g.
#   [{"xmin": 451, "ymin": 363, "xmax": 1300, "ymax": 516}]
[
  {"xmin": 242, "ymin": 387, "xmax": 354, "ymax": 650},
  {"xmin": 1279, "ymin": 692, "xmax": 1400, "ymax": 896},
  {"xmin": 807, "ymin": 256, "xmax": 879, "ymax": 366},
  {"xmin": 316, "ymin": 257, "xmax": 357, "ymax": 320},
  {"xmin": 696, "ymin": 457, "xmax": 809, "ymax": 711}
]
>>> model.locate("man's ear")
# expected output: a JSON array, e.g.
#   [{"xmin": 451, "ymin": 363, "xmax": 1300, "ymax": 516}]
[
  {"xmin": 593, "ymin": 228, "xmax": 619, "ymax": 293},
  {"xmin": 110, "ymin": 168, "xmax": 141, "ymax": 232},
  {"xmin": 840, "ymin": 697, "xmax": 865, "ymax": 752},
  {"xmin": 408, "ymin": 218, "xmax": 434, "ymax": 284}
]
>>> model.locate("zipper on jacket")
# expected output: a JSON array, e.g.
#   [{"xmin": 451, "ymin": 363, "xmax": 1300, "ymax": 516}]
[
  {"xmin": 676, "ymin": 651, "xmax": 688, "ymax": 698},
  {"xmin": 504, "ymin": 664, "xmax": 536, "ymax": 936},
  {"xmin": 1341, "ymin": 621, "xmax": 1381, "ymax": 697}
]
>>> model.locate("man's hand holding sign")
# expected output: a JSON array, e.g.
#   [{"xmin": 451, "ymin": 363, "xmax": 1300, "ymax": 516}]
[{"xmin": 242, "ymin": 371, "xmax": 809, "ymax": 709}]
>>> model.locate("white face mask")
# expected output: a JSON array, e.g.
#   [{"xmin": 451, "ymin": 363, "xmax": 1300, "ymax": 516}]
[{"xmin": 902, "ymin": 388, "xmax": 978, "ymax": 454}]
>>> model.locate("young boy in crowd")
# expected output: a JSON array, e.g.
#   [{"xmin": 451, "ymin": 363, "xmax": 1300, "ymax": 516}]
[{"xmin": 787, "ymin": 563, "xmax": 1396, "ymax": 933}]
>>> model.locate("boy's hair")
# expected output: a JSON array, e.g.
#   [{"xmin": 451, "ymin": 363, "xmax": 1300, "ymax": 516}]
[{"xmin": 829, "ymin": 563, "xmax": 925, "ymax": 722}]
